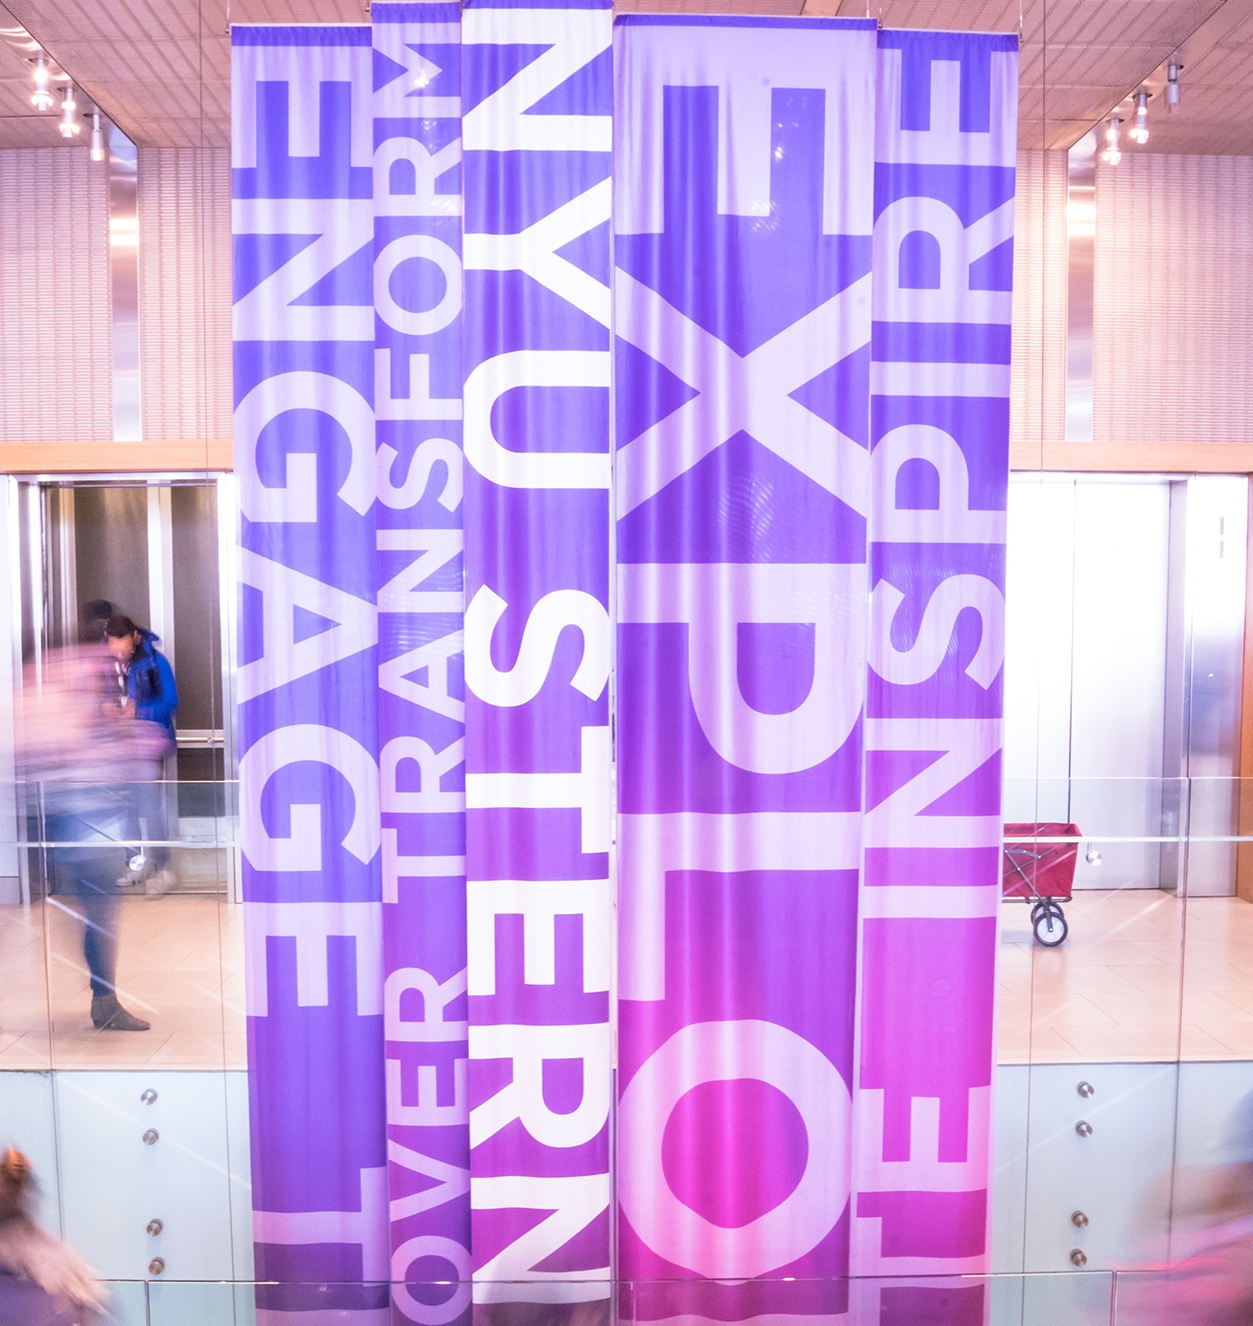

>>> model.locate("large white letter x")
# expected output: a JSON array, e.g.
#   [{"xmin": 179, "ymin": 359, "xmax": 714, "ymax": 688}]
[{"xmin": 614, "ymin": 269, "xmax": 871, "ymax": 518}]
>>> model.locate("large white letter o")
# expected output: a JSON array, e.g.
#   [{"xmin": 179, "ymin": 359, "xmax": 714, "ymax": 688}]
[{"xmin": 618, "ymin": 1019, "xmax": 850, "ymax": 1279}]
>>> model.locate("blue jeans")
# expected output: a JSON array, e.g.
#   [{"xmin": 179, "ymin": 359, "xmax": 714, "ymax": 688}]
[
  {"xmin": 44, "ymin": 805, "xmax": 127, "ymax": 999},
  {"xmin": 135, "ymin": 767, "xmax": 171, "ymax": 871}
]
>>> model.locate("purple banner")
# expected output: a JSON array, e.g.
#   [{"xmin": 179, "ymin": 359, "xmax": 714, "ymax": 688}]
[
  {"xmin": 373, "ymin": 5, "xmax": 472, "ymax": 1324},
  {"xmin": 613, "ymin": 16, "xmax": 876, "ymax": 1322},
  {"xmin": 232, "ymin": 24, "xmax": 389, "ymax": 1322},
  {"xmin": 233, "ymin": 16, "xmax": 1017, "ymax": 1319},
  {"xmin": 849, "ymin": 29, "xmax": 1017, "ymax": 1303},
  {"xmin": 461, "ymin": 0, "xmax": 614, "ymax": 1315}
]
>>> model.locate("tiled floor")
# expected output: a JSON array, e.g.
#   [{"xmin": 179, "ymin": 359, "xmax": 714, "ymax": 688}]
[
  {"xmin": 0, "ymin": 894, "xmax": 245, "ymax": 1070},
  {"xmin": 4, "ymin": 884, "xmax": 1253, "ymax": 1071},
  {"xmin": 999, "ymin": 888, "xmax": 1253, "ymax": 1063}
]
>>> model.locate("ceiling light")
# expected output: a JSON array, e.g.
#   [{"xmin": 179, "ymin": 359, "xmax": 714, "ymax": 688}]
[
  {"xmin": 58, "ymin": 85, "xmax": 80, "ymax": 138},
  {"xmin": 1167, "ymin": 61, "xmax": 1181, "ymax": 115},
  {"xmin": 1130, "ymin": 91, "xmax": 1150, "ymax": 145},
  {"xmin": 90, "ymin": 109, "xmax": 104, "ymax": 162},
  {"xmin": 1102, "ymin": 115, "xmax": 1121, "ymax": 166},
  {"xmin": 30, "ymin": 55, "xmax": 53, "ymax": 112}
]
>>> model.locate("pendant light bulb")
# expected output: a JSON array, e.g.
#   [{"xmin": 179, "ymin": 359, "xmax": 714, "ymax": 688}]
[
  {"xmin": 1167, "ymin": 62, "xmax": 1181, "ymax": 115},
  {"xmin": 90, "ymin": 109, "xmax": 105, "ymax": 162},
  {"xmin": 30, "ymin": 55, "xmax": 53, "ymax": 111},
  {"xmin": 58, "ymin": 84, "xmax": 80, "ymax": 138},
  {"xmin": 1131, "ymin": 91, "xmax": 1150, "ymax": 145},
  {"xmin": 1102, "ymin": 115, "xmax": 1121, "ymax": 166}
]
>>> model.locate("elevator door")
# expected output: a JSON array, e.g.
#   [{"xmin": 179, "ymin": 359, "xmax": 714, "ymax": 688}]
[
  {"xmin": 15, "ymin": 476, "xmax": 235, "ymax": 897},
  {"xmin": 1004, "ymin": 473, "xmax": 1247, "ymax": 896}
]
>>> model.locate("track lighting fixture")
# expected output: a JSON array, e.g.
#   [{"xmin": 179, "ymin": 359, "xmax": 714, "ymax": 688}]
[
  {"xmin": 1167, "ymin": 61, "xmax": 1181, "ymax": 115},
  {"xmin": 1130, "ymin": 91, "xmax": 1150, "ymax": 145},
  {"xmin": 90, "ymin": 109, "xmax": 104, "ymax": 161},
  {"xmin": 58, "ymin": 84, "xmax": 80, "ymax": 138},
  {"xmin": 1101, "ymin": 114, "xmax": 1121, "ymax": 166},
  {"xmin": 30, "ymin": 55, "xmax": 53, "ymax": 111}
]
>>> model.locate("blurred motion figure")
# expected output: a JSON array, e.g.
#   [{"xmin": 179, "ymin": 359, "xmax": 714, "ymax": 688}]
[
  {"xmin": 0, "ymin": 1149, "xmax": 103, "ymax": 1325},
  {"xmin": 18, "ymin": 644, "xmax": 163, "ymax": 1032},
  {"xmin": 78, "ymin": 601, "xmax": 112, "ymax": 648},
  {"xmin": 1129, "ymin": 1088, "xmax": 1253, "ymax": 1324}
]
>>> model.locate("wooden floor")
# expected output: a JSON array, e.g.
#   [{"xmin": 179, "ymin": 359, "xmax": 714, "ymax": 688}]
[
  {"xmin": 1000, "ymin": 889, "xmax": 1253, "ymax": 1063},
  {"xmin": 0, "ymin": 894, "xmax": 245, "ymax": 1071}
]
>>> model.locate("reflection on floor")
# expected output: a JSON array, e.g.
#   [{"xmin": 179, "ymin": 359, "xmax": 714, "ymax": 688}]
[
  {"xmin": 1000, "ymin": 888, "xmax": 1253, "ymax": 1063},
  {"xmin": 0, "ymin": 896, "xmax": 244, "ymax": 1070},
  {"xmin": 7, "ymin": 885, "xmax": 1250, "ymax": 1070}
]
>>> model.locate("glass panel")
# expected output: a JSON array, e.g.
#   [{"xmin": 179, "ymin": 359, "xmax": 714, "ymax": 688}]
[{"xmin": 4, "ymin": 3, "xmax": 1253, "ymax": 1321}]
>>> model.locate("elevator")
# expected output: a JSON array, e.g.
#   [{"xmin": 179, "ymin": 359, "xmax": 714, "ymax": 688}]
[
  {"xmin": 1003, "ymin": 473, "xmax": 1247, "ymax": 896},
  {"xmin": 1, "ymin": 474, "xmax": 239, "ymax": 903}
]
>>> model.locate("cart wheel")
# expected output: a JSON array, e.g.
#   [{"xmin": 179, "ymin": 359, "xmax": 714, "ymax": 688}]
[
  {"xmin": 1030, "ymin": 900, "xmax": 1050, "ymax": 922},
  {"xmin": 1033, "ymin": 907, "xmax": 1068, "ymax": 947}
]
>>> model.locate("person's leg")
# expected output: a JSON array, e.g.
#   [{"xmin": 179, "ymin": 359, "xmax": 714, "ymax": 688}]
[
  {"xmin": 141, "ymin": 758, "xmax": 174, "ymax": 897},
  {"xmin": 139, "ymin": 767, "xmax": 169, "ymax": 871},
  {"xmin": 80, "ymin": 877, "xmax": 148, "ymax": 1030},
  {"xmin": 116, "ymin": 780, "xmax": 149, "ymax": 887},
  {"xmin": 48, "ymin": 808, "xmax": 149, "ymax": 1032},
  {"xmin": 78, "ymin": 889, "xmax": 118, "ymax": 999}
]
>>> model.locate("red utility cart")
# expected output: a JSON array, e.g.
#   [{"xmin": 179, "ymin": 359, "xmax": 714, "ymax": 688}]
[{"xmin": 1003, "ymin": 822, "xmax": 1081, "ymax": 946}]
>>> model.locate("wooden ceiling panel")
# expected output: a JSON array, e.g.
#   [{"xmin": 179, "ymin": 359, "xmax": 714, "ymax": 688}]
[{"xmin": 0, "ymin": 0, "xmax": 1248, "ymax": 156}]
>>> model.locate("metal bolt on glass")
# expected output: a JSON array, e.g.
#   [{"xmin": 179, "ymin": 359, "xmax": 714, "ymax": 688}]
[
  {"xmin": 148, "ymin": 1258, "xmax": 165, "ymax": 1277},
  {"xmin": 1070, "ymin": 1249, "xmax": 1088, "ymax": 1267},
  {"xmin": 140, "ymin": 1089, "xmax": 158, "ymax": 1105},
  {"xmin": 1077, "ymin": 1081, "xmax": 1095, "ymax": 1098},
  {"xmin": 142, "ymin": 1129, "xmax": 159, "ymax": 1145},
  {"xmin": 1076, "ymin": 1120, "xmax": 1093, "ymax": 1137},
  {"xmin": 1072, "ymin": 1210, "xmax": 1089, "ymax": 1227},
  {"xmin": 147, "ymin": 1219, "xmax": 163, "ymax": 1236}
]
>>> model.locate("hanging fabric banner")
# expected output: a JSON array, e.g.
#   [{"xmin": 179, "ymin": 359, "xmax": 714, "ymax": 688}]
[
  {"xmin": 851, "ymin": 28, "xmax": 1017, "ymax": 1313},
  {"xmin": 461, "ymin": 0, "xmax": 614, "ymax": 1314},
  {"xmin": 232, "ymin": 24, "xmax": 389, "ymax": 1324},
  {"xmin": 372, "ymin": 5, "xmax": 472, "ymax": 1325},
  {"xmin": 613, "ymin": 16, "xmax": 876, "ymax": 1322},
  {"xmin": 234, "ymin": 16, "xmax": 1017, "ymax": 1318}
]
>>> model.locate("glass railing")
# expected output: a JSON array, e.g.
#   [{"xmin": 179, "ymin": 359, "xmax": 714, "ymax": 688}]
[
  {"xmin": 0, "ymin": 776, "xmax": 1249, "ymax": 1325},
  {"xmin": 66, "ymin": 1271, "xmax": 1239, "ymax": 1325},
  {"xmin": 0, "ymin": 779, "xmax": 242, "ymax": 1070}
]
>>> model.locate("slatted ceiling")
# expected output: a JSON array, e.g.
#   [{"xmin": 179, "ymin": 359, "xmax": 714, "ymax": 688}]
[
  {"xmin": 1010, "ymin": 149, "xmax": 1068, "ymax": 451},
  {"xmin": 0, "ymin": 148, "xmax": 112, "ymax": 441},
  {"xmin": 1093, "ymin": 153, "xmax": 1253, "ymax": 443},
  {"xmin": 824, "ymin": 0, "xmax": 1228, "ymax": 150},
  {"xmin": 0, "ymin": 21, "xmax": 58, "ymax": 141},
  {"xmin": 4, "ymin": 0, "xmax": 363, "ymax": 150},
  {"xmin": 0, "ymin": 116, "xmax": 86, "ymax": 147},
  {"xmin": 3, "ymin": 0, "xmax": 1251, "ymax": 153},
  {"xmin": 138, "ymin": 147, "xmax": 232, "ymax": 441},
  {"xmin": 835, "ymin": 0, "xmax": 1018, "ymax": 25},
  {"xmin": 1132, "ymin": 8, "xmax": 1253, "ymax": 153},
  {"xmin": 621, "ymin": 0, "xmax": 804, "ymax": 11},
  {"xmin": 1018, "ymin": 0, "xmax": 1223, "ymax": 148}
]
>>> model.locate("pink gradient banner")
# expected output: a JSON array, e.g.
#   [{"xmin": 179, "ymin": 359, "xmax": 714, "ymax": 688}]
[
  {"xmin": 849, "ymin": 33, "xmax": 1017, "ymax": 1297},
  {"xmin": 614, "ymin": 19, "xmax": 1016, "ymax": 1324},
  {"xmin": 613, "ymin": 15, "xmax": 875, "ymax": 1321}
]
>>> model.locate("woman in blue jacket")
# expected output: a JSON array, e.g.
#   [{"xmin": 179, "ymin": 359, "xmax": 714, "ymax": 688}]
[{"xmin": 105, "ymin": 615, "xmax": 178, "ymax": 898}]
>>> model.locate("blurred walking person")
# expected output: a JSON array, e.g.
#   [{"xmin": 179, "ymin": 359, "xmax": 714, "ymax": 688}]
[
  {"xmin": 0, "ymin": 1148, "xmax": 105, "ymax": 1325},
  {"xmin": 78, "ymin": 601, "xmax": 112, "ymax": 648},
  {"xmin": 104, "ymin": 615, "xmax": 178, "ymax": 898},
  {"xmin": 19, "ymin": 644, "xmax": 162, "ymax": 1032},
  {"xmin": 1123, "ymin": 1090, "xmax": 1253, "ymax": 1325}
]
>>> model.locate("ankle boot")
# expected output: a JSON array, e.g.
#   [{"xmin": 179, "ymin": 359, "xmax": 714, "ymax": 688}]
[{"xmin": 91, "ymin": 995, "xmax": 150, "ymax": 1032}]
